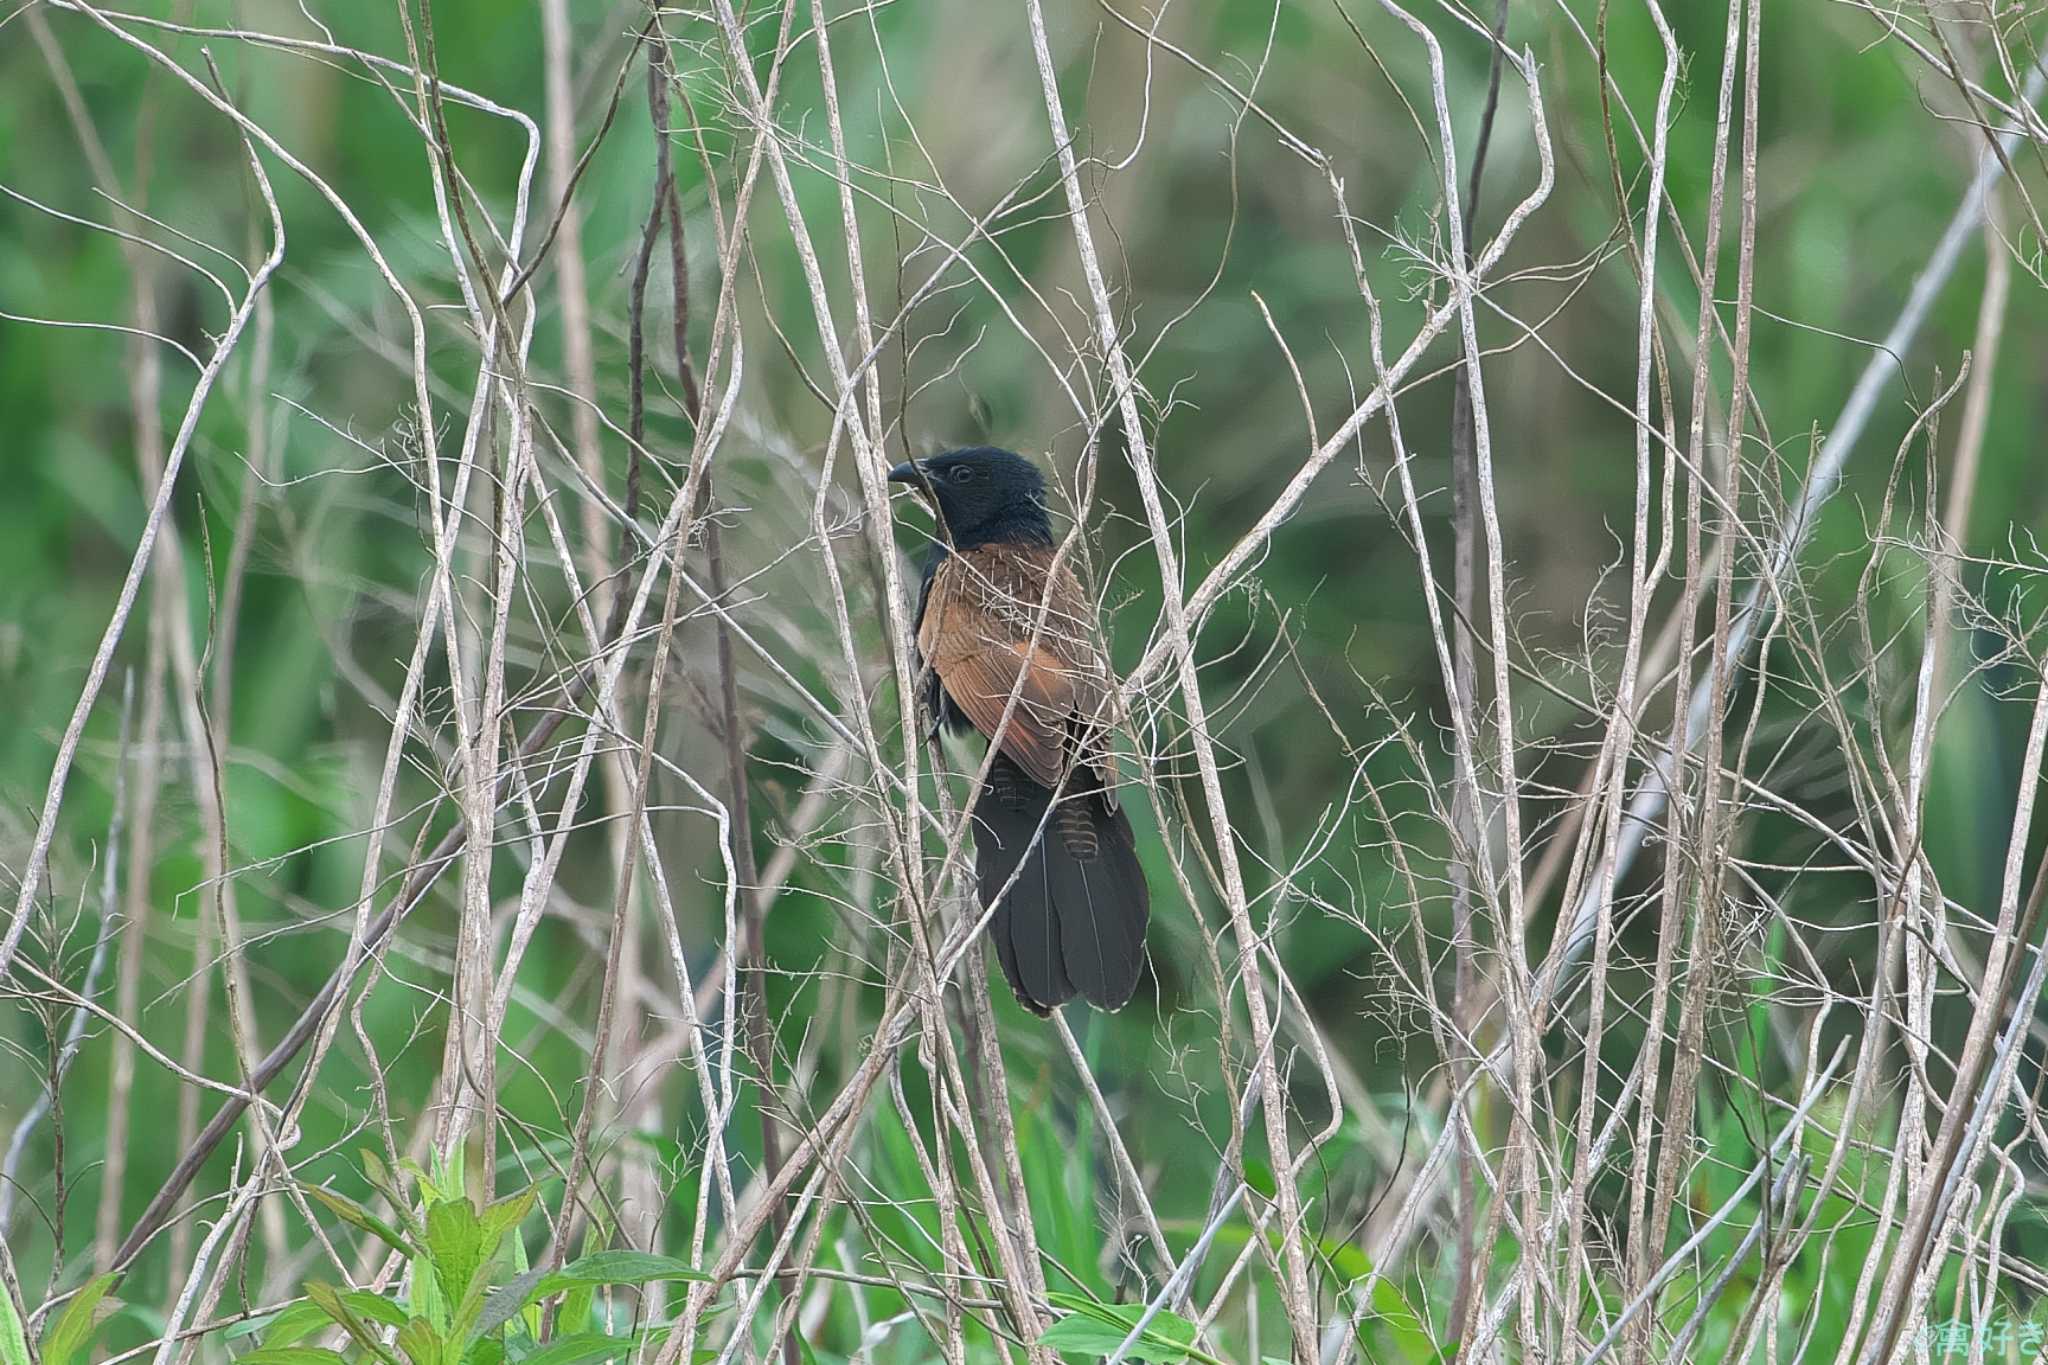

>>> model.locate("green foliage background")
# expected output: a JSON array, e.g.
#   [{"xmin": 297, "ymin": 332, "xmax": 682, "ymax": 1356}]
[{"xmin": 3, "ymin": 0, "xmax": 2047, "ymax": 1359}]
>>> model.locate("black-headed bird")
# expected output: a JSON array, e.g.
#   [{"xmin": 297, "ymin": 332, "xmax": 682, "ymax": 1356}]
[{"xmin": 888, "ymin": 447, "xmax": 1150, "ymax": 1013}]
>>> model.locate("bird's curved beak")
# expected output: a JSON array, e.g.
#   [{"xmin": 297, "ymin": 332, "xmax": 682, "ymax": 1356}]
[{"xmin": 887, "ymin": 460, "xmax": 932, "ymax": 500}]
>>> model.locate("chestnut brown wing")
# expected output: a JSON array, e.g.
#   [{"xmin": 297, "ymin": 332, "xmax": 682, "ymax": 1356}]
[{"xmin": 918, "ymin": 545, "xmax": 1110, "ymax": 789}]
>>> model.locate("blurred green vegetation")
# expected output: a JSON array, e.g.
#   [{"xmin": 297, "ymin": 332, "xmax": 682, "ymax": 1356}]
[{"xmin": 4, "ymin": 0, "xmax": 2048, "ymax": 1360}]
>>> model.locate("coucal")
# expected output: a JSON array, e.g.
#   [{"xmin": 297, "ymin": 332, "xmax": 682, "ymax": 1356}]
[{"xmin": 888, "ymin": 447, "xmax": 1150, "ymax": 1013}]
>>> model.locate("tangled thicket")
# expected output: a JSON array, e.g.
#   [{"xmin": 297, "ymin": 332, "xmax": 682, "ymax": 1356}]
[{"xmin": 4, "ymin": 1, "xmax": 2048, "ymax": 1362}]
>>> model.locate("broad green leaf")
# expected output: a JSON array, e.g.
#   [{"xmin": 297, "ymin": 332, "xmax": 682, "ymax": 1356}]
[
  {"xmin": 359, "ymin": 1151, "xmax": 416, "ymax": 1237},
  {"xmin": 1039, "ymin": 1315, "xmax": 1189, "ymax": 1363},
  {"xmin": 409, "ymin": 1250, "xmax": 449, "ymax": 1338},
  {"xmin": 409, "ymin": 1152, "xmax": 462, "ymax": 1211},
  {"xmin": 516, "ymin": 1334, "xmax": 640, "ymax": 1365},
  {"xmin": 394, "ymin": 1316, "xmax": 442, "ymax": 1365},
  {"xmin": 501, "ymin": 1329, "xmax": 674, "ymax": 1365},
  {"xmin": 361, "ymin": 1149, "xmax": 397, "ymax": 1203},
  {"xmin": 425, "ymin": 1201, "xmax": 489, "ymax": 1309},
  {"xmin": 0, "ymin": 1283, "xmax": 30, "ymax": 1365},
  {"xmin": 235, "ymin": 1350, "xmax": 353, "ymax": 1365},
  {"xmin": 450, "ymin": 1263, "xmax": 521, "ymax": 1349},
  {"xmin": 504, "ymin": 1204, "xmax": 534, "ymax": 1340},
  {"xmin": 304, "ymin": 1186, "xmax": 413, "ymax": 1257},
  {"xmin": 555, "ymin": 1215, "xmax": 610, "ymax": 1342},
  {"xmin": 305, "ymin": 1283, "xmax": 402, "ymax": 1365},
  {"xmin": 1040, "ymin": 1295, "xmax": 1196, "ymax": 1364},
  {"xmin": 467, "ymin": 1339, "xmax": 504, "ymax": 1365},
  {"xmin": 224, "ymin": 1312, "xmax": 278, "ymax": 1342},
  {"xmin": 41, "ymin": 1272, "xmax": 122, "ymax": 1365},
  {"xmin": 554, "ymin": 1284, "xmax": 593, "ymax": 1341},
  {"xmin": 256, "ymin": 1302, "xmax": 333, "ymax": 1348},
  {"xmin": 338, "ymin": 1295, "xmax": 409, "ymax": 1332},
  {"xmin": 447, "ymin": 1283, "xmax": 493, "ymax": 1353},
  {"xmin": 544, "ymin": 1253, "xmax": 708, "ymax": 1292},
  {"xmin": 401, "ymin": 1160, "xmax": 445, "ymax": 1207},
  {"xmin": 479, "ymin": 1190, "xmax": 536, "ymax": 1260},
  {"xmin": 477, "ymin": 1252, "xmax": 707, "ymax": 1343},
  {"xmin": 445, "ymin": 1189, "xmax": 535, "ymax": 1343},
  {"xmin": 459, "ymin": 1133, "xmax": 487, "ymax": 1215},
  {"xmin": 268, "ymin": 1288, "xmax": 404, "ymax": 1346},
  {"xmin": 473, "ymin": 1271, "xmax": 547, "ymax": 1341}
]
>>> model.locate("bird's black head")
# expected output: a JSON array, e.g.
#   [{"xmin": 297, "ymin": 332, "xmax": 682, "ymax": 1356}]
[{"xmin": 888, "ymin": 447, "xmax": 1052, "ymax": 551}]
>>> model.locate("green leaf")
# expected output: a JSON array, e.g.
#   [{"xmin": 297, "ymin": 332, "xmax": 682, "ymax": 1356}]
[
  {"xmin": 446, "ymin": 1189, "xmax": 536, "ymax": 1344},
  {"xmin": 1211, "ymin": 1224, "xmax": 1438, "ymax": 1361},
  {"xmin": 473, "ymin": 1270, "xmax": 547, "ymax": 1342},
  {"xmin": 235, "ymin": 1350, "xmax": 354, "ymax": 1365},
  {"xmin": 1040, "ymin": 1295, "xmax": 1196, "ymax": 1364},
  {"xmin": 425, "ymin": 1201, "xmax": 489, "ymax": 1306},
  {"xmin": 516, "ymin": 1334, "xmax": 641, "ymax": 1365},
  {"xmin": 358, "ymin": 1151, "xmax": 415, "ymax": 1236},
  {"xmin": 477, "ymin": 1252, "xmax": 707, "ymax": 1344},
  {"xmin": 544, "ymin": 1253, "xmax": 708, "ymax": 1292},
  {"xmin": 305, "ymin": 1283, "xmax": 402, "ymax": 1365},
  {"xmin": 1358, "ymin": 1276, "xmax": 1435, "ymax": 1360},
  {"xmin": 553, "ymin": 1216, "xmax": 610, "ymax": 1341},
  {"xmin": 1039, "ymin": 1316, "xmax": 1187, "ymax": 1362},
  {"xmin": 502, "ymin": 1208, "xmax": 533, "ymax": 1339},
  {"xmin": 361, "ymin": 1149, "xmax": 396, "ymax": 1201},
  {"xmin": 460, "ymin": 1133, "xmax": 487, "ymax": 1215},
  {"xmin": 258, "ymin": 1292, "xmax": 401, "ymax": 1351},
  {"xmin": 394, "ymin": 1317, "xmax": 442, "ymax": 1365},
  {"xmin": 256, "ymin": 1303, "xmax": 332, "ymax": 1349},
  {"xmin": 0, "ymin": 1283, "xmax": 31, "ymax": 1365},
  {"xmin": 224, "ymin": 1313, "xmax": 278, "ymax": 1343},
  {"xmin": 304, "ymin": 1186, "xmax": 414, "ymax": 1257},
  {"xmin": 555, "ymin": 1282, "xmax": 593, "ymax": 1342},
  {"xmin": 339, "ymin": 1296, "xmax": 409, "ymax": 1332},
  {"xmin": 401, "ymin": 1160, "xmax": 447, "ymax": 1207},
  {"xmin": 410, "ymin": 1249, "xmax": 449, "ymax": 1337},
  {"xmin": 479, "ymin": 1189, "xmax": 536, "ymax": 1259},
  {"xmin": 41, "ymin": 1273, "xmax": 123, "ymax": 1365}
]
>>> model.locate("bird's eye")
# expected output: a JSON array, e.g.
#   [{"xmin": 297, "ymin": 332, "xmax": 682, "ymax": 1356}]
[{"xmin": 950, "ymin": 466, "xmax": 977, "ymax": 483}]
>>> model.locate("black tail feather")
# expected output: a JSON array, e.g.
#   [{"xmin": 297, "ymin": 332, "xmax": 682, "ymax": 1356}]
[{"xmin": 971, "ymin": 753, "xmax": 1149, "ymax": 1012}]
